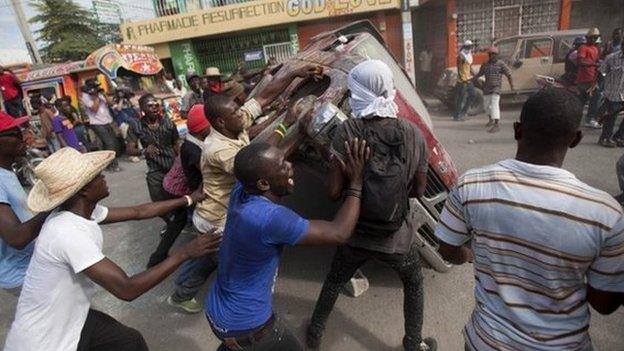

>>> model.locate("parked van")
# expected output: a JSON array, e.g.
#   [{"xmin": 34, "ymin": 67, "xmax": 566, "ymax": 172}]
[{"xmin": 435, "ymin": 29, "xmax": 588, "ymax": 111}]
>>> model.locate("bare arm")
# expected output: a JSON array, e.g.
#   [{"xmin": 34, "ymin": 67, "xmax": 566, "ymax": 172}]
[
  {"xmin": 297, "ymin": 139, "xmax": 370, "ymax": 246},
  {"xmin": 56, "ymin": 132, "xmax": 68, "ymax": 148},
  {"xmin": 506, "ymin": 74, "xmax": 514, "ymax": 90},
  {"xmin": 254, "ymin": 65, "xmax": 317, "ymax": 108},
  {"xmin": 587, "ymin": 286, "xmax": 623, "ymax": 314},
  {"xmin": 438, "ymin": 241, "xmax": 473, "ymax": 265},
  {"xmin": 412, "ymin": 171, "xmax": 427, "ymax": 198},
  {"xmin": 84, "ymin": 234, "xmax": 222, "ymax": 301},
  {"xmin": 0, "ymin": 205, "xmax": 50, "ymax": 250},
  {"xmin": 102, "ymin": 189, "xmax": 205, "ymax": 224}
]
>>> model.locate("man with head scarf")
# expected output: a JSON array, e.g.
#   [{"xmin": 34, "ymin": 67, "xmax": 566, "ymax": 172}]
[
  {"xmin": 454, "ymin": 40, "xmax": 477, "ymax": 121},
  {"xmin": 306, "ymin": 60, "xmax": 436, "ymax": 351}
]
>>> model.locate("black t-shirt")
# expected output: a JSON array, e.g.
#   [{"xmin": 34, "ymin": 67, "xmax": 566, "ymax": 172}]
[
  {"xmin": 180, "ymin": 140, "xmax": 203, "ymax": 190},
  {"xmin": 330, "ymin": 117, "xmax": 428, "ymax": 254},
  {"xmin": 127, "ymin": 118, "xmax": 179, "ymax": 173}
]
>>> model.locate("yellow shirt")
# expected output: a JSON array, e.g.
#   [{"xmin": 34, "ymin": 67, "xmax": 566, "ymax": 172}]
[
  {"xmin": 195, "ymin": 128, "xmax": 250, "ymax": 227},
  {"xmin": 458, "ymin": 60, "xmax": 473, "ymax": 83}
]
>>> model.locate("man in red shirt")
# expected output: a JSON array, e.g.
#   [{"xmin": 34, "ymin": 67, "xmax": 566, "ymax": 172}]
[
  {"xmin": 0, "ymin": 66, "xmax": 25, "ymax": 118},
  {"xmin": 576, "ymin": 28, "xmax": 602, "ymax": 129}
]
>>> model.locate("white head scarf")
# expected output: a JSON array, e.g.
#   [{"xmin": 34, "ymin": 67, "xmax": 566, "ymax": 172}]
[{"xmin": 347, "ymin": 60, "xmax": 399, "ymax": 119}]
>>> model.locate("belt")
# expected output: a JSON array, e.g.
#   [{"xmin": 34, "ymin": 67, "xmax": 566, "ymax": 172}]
[{"xmin": 222, "ymin": 315, "xmax": 275, "ymax": 350}]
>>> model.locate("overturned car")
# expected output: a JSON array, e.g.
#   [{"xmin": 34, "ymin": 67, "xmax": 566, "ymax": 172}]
[{"xmin": 247, "ymin": 21, "xmax": 459, "ymax": 272}]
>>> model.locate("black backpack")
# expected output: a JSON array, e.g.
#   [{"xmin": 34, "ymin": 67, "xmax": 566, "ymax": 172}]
[{"xmin": 355, "ymin": 119, "xmax": 410, "ymax": 237}]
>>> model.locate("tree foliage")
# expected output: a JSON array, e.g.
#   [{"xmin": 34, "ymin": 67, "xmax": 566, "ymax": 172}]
[{"xmin": 29, "ymin": 0, "xmax": 120, "ymax": 62}]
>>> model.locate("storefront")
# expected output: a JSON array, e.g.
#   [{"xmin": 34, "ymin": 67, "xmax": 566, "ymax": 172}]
[{"xmin": 120, "ymin": 0, "xmax": 405, "ymax": 86}]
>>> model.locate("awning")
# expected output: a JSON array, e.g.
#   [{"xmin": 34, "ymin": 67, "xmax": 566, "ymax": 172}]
[
  {"xmin": 20, "ymin": 61, "xmax": 89, "ymax": 82},
  {"xmin": 85, "ymin": 44, "xmax": 164, "ymax": 79}
]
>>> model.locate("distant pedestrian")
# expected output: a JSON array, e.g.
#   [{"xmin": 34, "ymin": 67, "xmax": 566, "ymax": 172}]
[
  {"xmin": 598, "ymin": 46, "xmax": 624, "ymax": 147},
  {"xmin": 435, "ymin": 88, "xmax": 624, "ymax": 351},
  {"xmin": 80, "ymin": 79, "xmax": 121, "ymax": 172},
  {"xmin": 35, "ymin": 96, "xmax": 60, "ymax": 153},
  {"xmin": 473, "ymin": 47, "xmax": 514, "ymax": 133},
  {"xmin": 181, "ymin": 72, "xmax": 203, "ymax": 118},
  {"xmin": 55, "ymin": 96, "xmax": 89, "ymax": 149},
  {"xmin": 0, "ymin": 66, "xmax": 26, "ymax": 118},
  {"xmin": 562, "ymin": 36, "xmax": 586, "ymax": 85},
  {"xmin": 603, "ymin": 27, "xmax": 622, "ymax": 58},
  {"xmin": 454, "ymin": 40, "xmax": 476, "ymax": 121},
  {"xmin": 576, "ymin": 27, "xmax": 603, "ymax": 129},
  {"xmin": 52, "ymin": 99, "xmax": 86, "ymax": 152},
  {"xmin": 418, "ymin": 49, "xmax": 433, "ymax": 92}
]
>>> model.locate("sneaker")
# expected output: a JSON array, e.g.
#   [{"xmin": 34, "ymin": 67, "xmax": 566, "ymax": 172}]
[
  {"xmin": 599, "ymin": 139, "xmax": 616, "ymax": 148},
  {"xmin": 584, "ymin": 120, "xmax": 601, "ymax": 129},
  {"xmin": 129, "ymin": 156, "xmax": 141, "ymax": 163},
  {"xmin": 485, "ymin": 119, "xmax": 494, "ymax": 127},
  {"xmin": 167, "ymin": 296, "xmax": 203, "ymax": 314},
  {"xmin": 419, "ymin": 338, "xmax": 438, "ymax": 351},
  {"xmin": 487, "ymin": 124, "xmax": 500, "ymax": 133}
]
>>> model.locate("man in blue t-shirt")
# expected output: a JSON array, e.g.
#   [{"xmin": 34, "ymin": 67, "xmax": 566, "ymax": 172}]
[
  {"xmin": 207, "ymin": 139, "xmax": 370, "ymax": 350},
  {"xmin": 0, "ymin": 112, "xmax": 50, "ymax": 292}
]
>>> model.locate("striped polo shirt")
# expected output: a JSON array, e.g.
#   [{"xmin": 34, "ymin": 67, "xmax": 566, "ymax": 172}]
[{"xmin": 435, "ymin": 159, "xmax": 624, "ymax": 351}]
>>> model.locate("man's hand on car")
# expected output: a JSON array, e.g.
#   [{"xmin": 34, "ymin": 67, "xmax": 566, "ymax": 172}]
[{"xmin": 284, "ymin": 95, "xmax": 316, "ymax": 129}]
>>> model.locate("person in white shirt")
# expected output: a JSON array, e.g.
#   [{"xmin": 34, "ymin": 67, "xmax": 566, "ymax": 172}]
[{"xmin": 4, "ymin": 147, "xmax": 222, "ymax": 351}]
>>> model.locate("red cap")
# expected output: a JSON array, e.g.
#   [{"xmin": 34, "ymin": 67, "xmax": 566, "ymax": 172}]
[
  {"xmin": 187, "ymin": 104, "xmax": 210, "ymax": 134},
  {"xmin": 0, "ymin": 111, "xmax": 30, "ymax": 133}
]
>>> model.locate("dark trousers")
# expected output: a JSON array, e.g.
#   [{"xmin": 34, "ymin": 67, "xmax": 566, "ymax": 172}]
[
  {"xmin": 90, "ymin": 124, "xmax": 120, "ymax": 168},
  {"xmin": 454, "ymin": 82, "xmax": 476, "ymax": 120},
  {"xmin": 308, "ymin": 245, "xmax": 424, "ymax": 351},
  {"xmin": 210, "ymin": 315, "xmax": 303, "ymax": 351},
  {"xmin": 172, "ymin": 252, "xmax": 218, "ymax": 302},
  {"xmin": 599, "ymin": 100, "xmax": 624, "ymax": 141},
  {"xmin": 577, "ymin": 82, "xmax": 603, "ymax": 123},
  {"xmin": 77, "ymin": 309, "xmax": 148, "ymax": 351},
  {"xmin": 146, "ymin": 170, "xmax": 187, "ymax": 267},
  {"xmin": 4, "ymin": 98, "xmax": 26, "ymax": 118}
]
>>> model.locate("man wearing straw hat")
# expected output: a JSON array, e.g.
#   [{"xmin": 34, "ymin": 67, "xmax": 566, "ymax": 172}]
[{"xmin": 4, "ymin": 147, "xmax": 222, "ymax": 351}]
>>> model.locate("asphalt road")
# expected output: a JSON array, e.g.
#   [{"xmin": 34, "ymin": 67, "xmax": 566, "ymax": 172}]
[{"xmin": 1, "ymin": 104, "xmax": 623, "ymax": 351}]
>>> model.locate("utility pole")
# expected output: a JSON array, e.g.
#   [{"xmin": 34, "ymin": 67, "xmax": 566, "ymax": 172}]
[
  {"xmin": 10, "ymin": 0, "xmax": 43, "ymax": 63},
  {"xmin": 401, "ymin": 0, "xmax": 416, "ymax": 84}
]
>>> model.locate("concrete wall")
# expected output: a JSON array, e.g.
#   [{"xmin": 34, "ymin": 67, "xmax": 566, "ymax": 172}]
[{"xmin": 570, "ymin": 0, "xmax": 624, "ymax": 39}]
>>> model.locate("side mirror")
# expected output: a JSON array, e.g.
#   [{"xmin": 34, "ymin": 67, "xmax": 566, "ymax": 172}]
[{"xmin": 513, "ymin": 60, "xmax": 523, "ymax": 69}]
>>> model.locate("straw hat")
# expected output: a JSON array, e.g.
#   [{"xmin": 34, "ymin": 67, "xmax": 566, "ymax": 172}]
[
  {"xmin": 27, "ymin": 148, "xmax": 115, "ymax": 212},
  {"xmin": 205, "ymin": 67, "xmax": 222, "ymax": 77},
  {"xmin": 587, "ymin": 27, "xmax": 601, "ymax": 37}
]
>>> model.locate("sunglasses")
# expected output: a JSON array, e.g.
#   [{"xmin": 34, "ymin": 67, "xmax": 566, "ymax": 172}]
[{"xmin": 146, "ymin": 102, "xmax": 161, "ymax": 108}]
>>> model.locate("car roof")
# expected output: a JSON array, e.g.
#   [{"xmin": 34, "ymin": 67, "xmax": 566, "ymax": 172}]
[{"xmin": 495, "ymin": 29, "xmax": 589, "ymax": 43}]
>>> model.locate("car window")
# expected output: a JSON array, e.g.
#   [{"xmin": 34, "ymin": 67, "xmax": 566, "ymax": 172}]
[
  {"xmin": 351, "ymin": 36, "xmax": 432, "ymax": 128},
  {"xmin": 555, "ymin": 35, "xmax": 577, "ymax": 63},
  {"xmin": 522, "ymin": 38, "xmax": 553, "ymax": 59},
  {"xmin": 495, "ymin": 38, "xmax": 519, "ymax": 64}
]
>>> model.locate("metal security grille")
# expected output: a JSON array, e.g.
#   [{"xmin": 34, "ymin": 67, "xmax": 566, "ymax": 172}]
[
  {"xmin": 194, "ymin": 28, "xmax": 291, "ymax": 75},
  {"xmin": 263, "ymin": 43, "xmax": 295, "ymax": 64},
  {"xmin": 457, "ymin": 0, "xmax": 560, "ymax": 47}
]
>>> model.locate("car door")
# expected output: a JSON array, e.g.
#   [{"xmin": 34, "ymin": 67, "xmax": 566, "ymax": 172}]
[{"xmin": 511, "ymin": 36, "xmax": 555, "ymax": 92}]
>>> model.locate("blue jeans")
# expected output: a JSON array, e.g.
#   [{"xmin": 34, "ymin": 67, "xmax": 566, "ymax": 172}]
[
  {"xmin": 454, "ymin": 82, "xmax": 476, "ymax": 120},
  {"xmin": 172, "ymin": 252, "xmax": 218, "ymax": 301},
  {"xmin": 577, "ymin": 82, "xmax": 603, "ymax": 123},
  {"xmin": 599, "ymin": 100, "xmax": 624, "ymax": 141},
  {"xmin": 114, "ymin": 108, "xmax": 140, "ymax": 133}
]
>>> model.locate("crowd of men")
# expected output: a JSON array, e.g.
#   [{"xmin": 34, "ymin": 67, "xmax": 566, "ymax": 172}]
[
  {"xmin": 0, "ymin": 28, "xmax": 624, "ymax": 351},
  {"xmin": 452, "ymin": 27, "xmax": 624, "ymax": 141}
]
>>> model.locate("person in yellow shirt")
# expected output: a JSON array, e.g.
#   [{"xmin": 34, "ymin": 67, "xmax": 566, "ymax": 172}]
[
  {"xmin": 454, "ymin": 40, "xmax": 477, "ymax": 121},
  {"xmin": 166, "ymin": 65, "xmax": 317, "ymax": 313}
]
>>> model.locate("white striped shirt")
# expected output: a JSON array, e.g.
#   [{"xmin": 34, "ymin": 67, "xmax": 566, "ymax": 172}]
[{"xmin": 435, "ymin": 159, "xmax": 624, "ymax": 351}]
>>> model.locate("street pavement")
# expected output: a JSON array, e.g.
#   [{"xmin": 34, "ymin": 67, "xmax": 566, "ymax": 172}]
[{"xmin": 1, "ymin": 103, "xmax": 623, "ymax": 350}]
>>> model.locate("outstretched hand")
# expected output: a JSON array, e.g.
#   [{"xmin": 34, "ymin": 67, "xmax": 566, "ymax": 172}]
[
  {"xmin": 181, "ymin": 228, "xmax": 223, "ymax": 259},
  {"xmin": 337, "ymin": 138, "xmax": 370, "ymax": 188}
]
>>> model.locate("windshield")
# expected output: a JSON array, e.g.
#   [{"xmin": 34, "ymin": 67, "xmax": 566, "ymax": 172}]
[
  {"xmin": 495, "ymin": 38, "xmax": 519, "ymax": 63},
  {"xmin": 351, "ymin": 36, "xmax": 432, "ymax": 129},
  {"xmin": 113, "ymin": 69, "xmax": 174, "ymax": 96}
]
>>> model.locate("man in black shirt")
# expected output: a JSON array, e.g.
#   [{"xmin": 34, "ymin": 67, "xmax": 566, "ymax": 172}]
[
  {"xmin": 306, "ymin": 60, "xmax": 436, "ymax": 351},
  {"xmin": 126, "ymin": 94, "xmax": 184, "ymax": 268}
]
